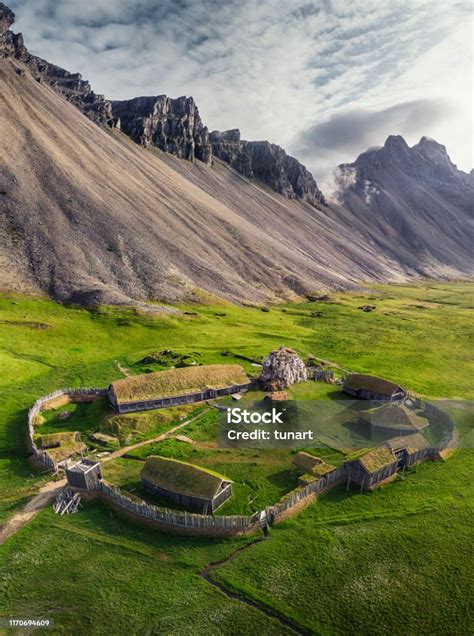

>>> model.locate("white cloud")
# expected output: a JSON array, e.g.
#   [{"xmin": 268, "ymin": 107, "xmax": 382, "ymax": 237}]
[{"xmin": 8, "ymin": 0, "xmax": 473, "ymax": 186}]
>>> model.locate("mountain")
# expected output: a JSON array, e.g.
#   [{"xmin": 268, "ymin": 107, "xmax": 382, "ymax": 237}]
[
  {"xmin": 0, "ymin": 4, "xmax": 321, "ymax": 205},
  {"xmin": 336, "ymin": 135, "xmax": 473, "ymax": 277},
  {"xmin": 0, "ymin": 31, "xmax": 397, "ymax": 304},
  {"xmin": 0, "ymin": 3, "xmax": 472, "ymax": 306}
]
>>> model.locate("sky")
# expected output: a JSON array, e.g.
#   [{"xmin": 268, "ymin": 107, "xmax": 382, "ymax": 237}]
[{"xmin": 8, "ymin": 0, "xmax": 473, "ymax": 190}]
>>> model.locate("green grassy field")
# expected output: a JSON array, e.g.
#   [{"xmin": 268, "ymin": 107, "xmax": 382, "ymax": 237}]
[
  {"xmin": 0, "ymin": 282, "xmax": 472, "ymax": 634},
  {"xmin": 213, "ymin": 447, "xmax": 473, "ymax": 635}
]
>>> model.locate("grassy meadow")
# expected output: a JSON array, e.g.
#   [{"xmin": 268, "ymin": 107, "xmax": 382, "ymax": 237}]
[{"xmin": 0, "ymin": 282, "xmax": 472, "ymax": 634}]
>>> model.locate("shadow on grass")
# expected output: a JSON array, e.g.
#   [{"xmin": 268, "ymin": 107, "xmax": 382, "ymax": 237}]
[
  {"xmin": 67, "ymin": 499, "xmax": 245, "ymax": 553},
  {"xmin": 266, "ymin": 469, "xmax": 298, "ymax": 490}
]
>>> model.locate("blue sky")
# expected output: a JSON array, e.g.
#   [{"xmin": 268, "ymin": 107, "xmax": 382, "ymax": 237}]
[{"xmin": 8, "ymin": 0, "xmax": 473, "ymax": 187}]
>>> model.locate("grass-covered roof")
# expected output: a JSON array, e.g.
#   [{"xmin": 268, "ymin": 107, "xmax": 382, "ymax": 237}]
[
  {"xmin": 351, "ymin": 447, "xmax": 396, "ymax": 473},
  {"xmin": 111, "ymin": 364, "xmax": 249, "ymax": 403},
  {"xmin": 293, "ymin": 451, "xmax": 322, "ymax": 473},
  {"xmin": 141, "ymin": 456, "xmax": 232, "ymax": 500},
  {"xmin": 367, "ymin": 403, "xmax": 429, "ymax": 431},
  {"xmin": 385, "ymin": 433, "xmax": 429, "ymax": 453},
  {"xmin": 35, "ymin": 431, "xmax": 79, "ymax": 448},
  {"xmin": 35, "ymin": 431, "xmax": 86, "ymax": 461},
  {"xmin": 312, "ymin": 461, "xmax": 336, "ymax": 477},
  {"xmin": 344, "ymin": 373, "xmax": 404, "ymax": 396},
  {"xmin": 293, "ymin": 452, "xmax": 335, "ymax": 478}
]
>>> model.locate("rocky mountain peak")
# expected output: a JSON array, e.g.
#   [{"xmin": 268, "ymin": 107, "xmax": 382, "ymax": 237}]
[
  {"xmin": 0, "ymin": 3, "xmax": 14, "ymax": 32},
  {"xmin": 334, "ymin": 132, "xmax": 473, "ymax": 278},
  {"xmin": 378, "ymin": 135, "xmax": 414, "ymax": 166},
  {"xmin": 342, "ymin": 134, "xmax": 467, "ymax": 184},
  {"xmin": 412, "ymin": 136, "xmax": 451, "ymax": 165},
  {"xmin": 0, "ymin": 2, "xmax": 23, "ymax": 59},
  {"xmin": 384, "ymin": 134, "xmax": 410, "ymax": 151}
]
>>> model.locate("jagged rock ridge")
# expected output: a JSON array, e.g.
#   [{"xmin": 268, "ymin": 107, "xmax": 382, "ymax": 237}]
[
  {"xmin": 0, "ymin": 3, "xmax": 116, "ymax": 126},
  {"xmin": 108, "ymin": 107, "xmax": 323, "ymax": 205},
  {"xmin": 111, "ymin": 96, "xmax": 211, "ymax": 164},
  {"xmin": 0, "ymin": 2, "xmax": 322, "ymax": 204},
  {"xmin": 210, "ymin": 129, "xmax": 325, "ymax": 206}
]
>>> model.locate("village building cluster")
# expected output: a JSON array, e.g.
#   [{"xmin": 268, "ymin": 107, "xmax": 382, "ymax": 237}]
[{"xmin": 31, "ymin": 345, "xmax": 450, "ymax": 523}]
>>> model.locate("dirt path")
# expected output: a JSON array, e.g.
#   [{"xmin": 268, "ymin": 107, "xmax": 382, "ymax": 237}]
[
  {"xmin": 0, "ymin": 479, "xmax": 67, "ymax": 545},
  {"xmin": 100, "ymin": 407, "xmax": 211, "ymax": 463},
  {"xmin": 200, "ymin": 539, "xmax": 308, "ymax": 635},
  {"xmin": 115, "ymin": 360, "xmax": 131, "ymax": 377}
]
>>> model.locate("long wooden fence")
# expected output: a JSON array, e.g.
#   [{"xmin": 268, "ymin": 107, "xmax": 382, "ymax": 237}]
[{"xmin": 87, "ymin": 467, "xmax": 349, "ymax": 536}]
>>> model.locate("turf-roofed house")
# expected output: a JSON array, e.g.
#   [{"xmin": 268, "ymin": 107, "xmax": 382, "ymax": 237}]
[
  {"xmin": 345, "ymin": 447, "xmax": 399, "ymax": 491},
  {"xmin": 108, "ymin": 364, "xmax": 251, "ymax": 413},
  {"xmin": 343, "ymin": 373, "xmax": 406, "ymax": 402},
  {"xmin": 360, "ymin": 402, "xmax": 429, "ymax": 438},
  {"xmin": 141, "ymin": 456, "xmax": 233, "ymax": 513}
]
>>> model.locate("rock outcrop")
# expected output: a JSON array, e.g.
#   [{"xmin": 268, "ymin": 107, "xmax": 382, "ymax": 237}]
[
  {"xmin": 111, "ymin": 96, "xmax": 211, "ymax": 164},
  {"xmin": 259, "ymin": 347, "xmax": 308, "ymax": 391},
  {"xmin": 210, "ymin": 129, "xmax": 325, "ymax": 206},
  {"xmin": 209, "ymin": 129, "xmax": 254, "ymax": 177},
  {"xmin": 0, "ymin": 2, "xmax": 116, "ymax": 126},
  {"xmin": 0, "ymin": 2, "xmax": 20, "ymax": 58}
]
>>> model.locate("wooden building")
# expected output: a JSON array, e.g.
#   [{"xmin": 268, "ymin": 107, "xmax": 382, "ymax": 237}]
[
  {"xmin": 343, "ymin": 373, "xmax": 406, "ymax": 402},
  {"xmin": 385, "ymin": 433, "xmax": 430, "ymax": 468},
  {"xmin": 345, "ymin": 447, "xmax": 398, "ymax": 491},
  {"xmin": 108, "ymin": 364, "xmax": 251, "ymax": 414},
  {"xmin": 141, "ymin": 456, "xmax": 233, "ymax": 513},
  {"xmin": 65, "ymin": 458, "xmax": 102, "ymax": 490},
  {"xmin": 359, "ymin": 403, "xmax": 429, "ymax": 438}
]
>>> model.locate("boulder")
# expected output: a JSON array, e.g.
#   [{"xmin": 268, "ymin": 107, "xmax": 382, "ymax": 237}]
[{"xmin": 259, "ymin": 347, "xmax": 307, "ymax": 390}]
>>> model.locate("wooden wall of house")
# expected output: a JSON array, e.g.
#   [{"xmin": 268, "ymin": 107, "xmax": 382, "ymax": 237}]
[
  {"xmin": 142, "ymin": 478, "xmax": 210, "ymax": 513},
  {"xmin": 65, "ymin": 463, "xmax": 102, "ymax": 490},
  {"xmin": 142, "ymin": 478, "xmax": 233, "ymax": 513},
  {"xmin": 346, "ymin": 459, "xmax": 398, "ymax": 490},
  {"xmin": 212, "ymin": 483, "xmax": 233, "ymax": 511}
]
